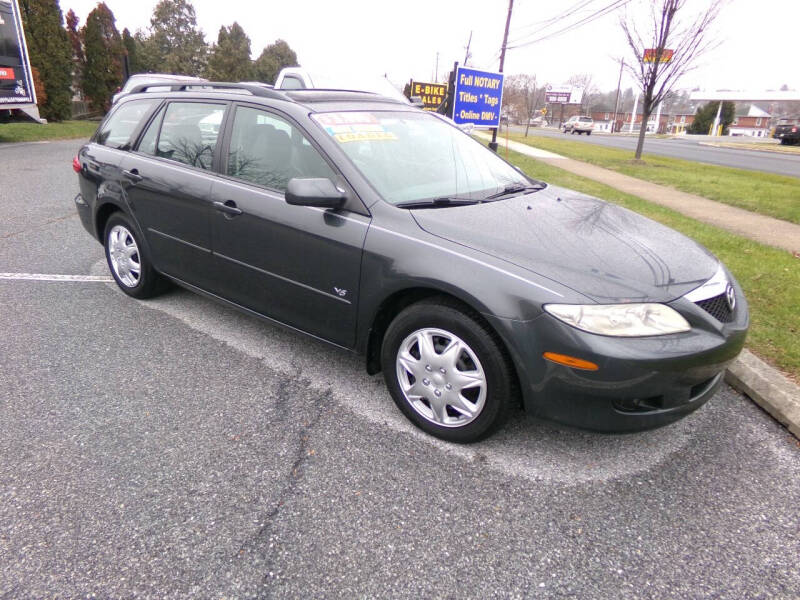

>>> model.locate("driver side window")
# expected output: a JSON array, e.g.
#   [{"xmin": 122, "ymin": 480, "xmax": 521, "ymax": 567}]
[{"xmin": 226, "ymin": 106, "xmax": 335, "ymax": 192}]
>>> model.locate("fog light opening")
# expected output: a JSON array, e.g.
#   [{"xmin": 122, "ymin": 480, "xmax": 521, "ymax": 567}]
[{"xmin": 543, "ymin": 352, "xmax": 599, "ymax": 371}]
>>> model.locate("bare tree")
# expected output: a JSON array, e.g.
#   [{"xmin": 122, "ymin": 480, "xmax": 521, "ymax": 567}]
[
  {"xmin": 621, "ymin": 0, "xmax": 723, "ymax": 159},
  {"xmin": 567, "ymin": 73, "xmax": 598, "ymax": 115},
  {"xmin": 505, "ymin": 74, "xmax": 545, "ymax": 136}
]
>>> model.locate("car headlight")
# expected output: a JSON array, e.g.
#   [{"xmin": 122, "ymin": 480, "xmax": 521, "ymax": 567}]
[{"xmin": 543, "ymin": 303, "xmax": 691, "ymax": 337}]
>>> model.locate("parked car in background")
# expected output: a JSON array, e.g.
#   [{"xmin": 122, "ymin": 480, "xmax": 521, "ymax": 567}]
[
  {"xmin": 773, "ymin": 117, "xmax": 800, "ymax": 145},
  {"xmin": 72, "ymin": 83, "xmax": 748, "ymax": 443},
  {"xmin": 112, "ymin": 74, "xmax": 208, "ymax": 105},
  {"xmin": 563, "ymin": 115, "xmax": 594, "ymax": 135},
  {"xmin": 274, "ymin": 67, "xmax": 410, "ymax": 104}
]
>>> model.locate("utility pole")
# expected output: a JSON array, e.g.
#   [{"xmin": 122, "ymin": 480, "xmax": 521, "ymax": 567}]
[
  {"xmin": 435, "ymin": 52, "xmax": 439, "ymax": 83},
  {"xmin": 611, "ymin": 58, "xmax": 624, "ymax": 133},
  {"xmin": 463, "ymin": 31, "xmax": 473, "ymax": 66},
  {"xmin": 490, "ymin": 0, "xmax": 514, "ymax": 152}
]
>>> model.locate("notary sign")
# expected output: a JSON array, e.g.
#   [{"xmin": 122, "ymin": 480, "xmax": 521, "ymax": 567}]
[
  {"xmin": 452, "ymin": 66, "xmax": 503, "ymax": 128},
  {"xmin": 409, "ymin": 80, "xmax": 447, "ymax": 111}
]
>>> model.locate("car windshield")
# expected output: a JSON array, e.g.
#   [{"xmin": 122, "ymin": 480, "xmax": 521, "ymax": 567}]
[{"xmin": 313, "ymin": 110, "xmax": 534, "ymax": 205}]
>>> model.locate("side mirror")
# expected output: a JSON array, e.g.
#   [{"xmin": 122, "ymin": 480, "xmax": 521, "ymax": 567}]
[
  {"xmin": 409, "ymin": 96, "xmax": 424, "ymax": 108},
  {"xmin": 285, "ymin": 178, "xmax": 347, "ymax": 209}
]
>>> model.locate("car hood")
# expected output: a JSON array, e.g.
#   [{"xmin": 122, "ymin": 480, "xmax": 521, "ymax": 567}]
[{"xmin": 411, "ymin": 185, "xmax": 718, "ymax": 303}]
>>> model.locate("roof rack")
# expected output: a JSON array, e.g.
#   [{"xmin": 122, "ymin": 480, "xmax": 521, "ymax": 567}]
[{"xmin": 127, "ymin": 81, "xmax": 290, "ymax": 101}]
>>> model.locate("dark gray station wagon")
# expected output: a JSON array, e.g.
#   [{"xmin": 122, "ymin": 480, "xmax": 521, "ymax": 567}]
[{"xmin": 73, "ymin": 83, "xmax": 748, "ymax": 442}]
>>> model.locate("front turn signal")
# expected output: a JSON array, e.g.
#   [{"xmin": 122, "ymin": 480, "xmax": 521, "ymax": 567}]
[{"xmin": 543, "ymin": 352, "xmax": 599, "ymax": 371}]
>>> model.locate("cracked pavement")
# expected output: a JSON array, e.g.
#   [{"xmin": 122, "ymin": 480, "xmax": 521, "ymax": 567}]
[{"xmin": 0, "ymin": 139, "xmax": 798, "ymax": 598}]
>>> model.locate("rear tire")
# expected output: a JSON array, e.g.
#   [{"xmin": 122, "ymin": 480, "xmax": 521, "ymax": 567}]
[
  {"xmin": 381, "ymin": 299, "xmax": 513, "ymax": 443},
  {"xmin": 104, "ymin": 213, "xmax": 166, "ymax": 299}
]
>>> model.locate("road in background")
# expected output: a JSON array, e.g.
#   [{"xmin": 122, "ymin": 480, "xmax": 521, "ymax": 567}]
[
  {"xmin": 508, "ymin": 126, "xmax": 800, "ymax": 179},
  {"xmin": 1, "ymin": 140, "xmax": 798, "ymax": 598}
]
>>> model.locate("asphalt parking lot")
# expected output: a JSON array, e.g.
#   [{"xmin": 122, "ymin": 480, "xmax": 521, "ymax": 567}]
[{"xmin": 1, "ymin": 139, "xmax": 799, "ymax": 598}]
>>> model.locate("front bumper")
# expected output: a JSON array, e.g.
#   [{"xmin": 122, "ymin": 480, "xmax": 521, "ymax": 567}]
[{"xmin": 487, "ymin": 282, "xmax": 749, "ymax": 432}]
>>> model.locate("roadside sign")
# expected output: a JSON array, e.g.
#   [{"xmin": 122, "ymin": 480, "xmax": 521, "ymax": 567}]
[
  {"xmin": 452, "ymin": 66, "xmax": 503, "ymax": 128},
  {"xmin": 643, "ymin": 48, "xmax": 674, "ymax": 63},
  {"xmin": 545, "ymin": 85, "xmax": 584, "ymax": 105},
  {"xmin": 409, "ymin": 80, "xmax": 447, "ymax": 111},
  {"xmin": 0, "ymin": 0, "xmax": 37, "ymax": 108}
]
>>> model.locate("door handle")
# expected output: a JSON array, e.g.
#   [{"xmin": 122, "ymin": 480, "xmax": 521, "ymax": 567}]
[
  {"xmin": 122, "ymin": 168, "xmax": 143, "ymax": 183},
  {"xmin": 213, "ymin": 200, "xmax": 243, "ymax": 217}
]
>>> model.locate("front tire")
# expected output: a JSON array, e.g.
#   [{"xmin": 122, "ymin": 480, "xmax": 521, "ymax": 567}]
[
  {"xmin": 104, "ymin": 213, "xmax": 165, "ymax": 299},
  {"xmin": 381, "ymin": 300, "xmax": 514, "ymax": 443}
]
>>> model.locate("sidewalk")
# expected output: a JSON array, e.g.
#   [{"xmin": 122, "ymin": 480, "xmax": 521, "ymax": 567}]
[{"xmin": 484, "ymin": 133, "xmax": 800, "ymax": 254}]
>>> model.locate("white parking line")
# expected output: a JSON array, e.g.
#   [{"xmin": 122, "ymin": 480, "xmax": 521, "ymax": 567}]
[{"xmin": 0, "ymin": 272, "xmax": 114, "ymax": 282}]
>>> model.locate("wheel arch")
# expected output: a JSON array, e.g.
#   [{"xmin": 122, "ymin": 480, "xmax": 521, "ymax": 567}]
[
  {"xmin": 94, "ymin": 201, "xmax": 125, "ymax": 243},
  {"xmin": 363, "ymin": 287, "xmax": 523, "ymax": 406}
]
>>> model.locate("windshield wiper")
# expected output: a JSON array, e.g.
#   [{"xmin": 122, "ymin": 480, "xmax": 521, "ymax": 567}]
[
  {"xmin": 395, "ymin": 197, "xmax": 482, "ymax": 209},
  {"xmin": 484, "ymin": 182, "xmax": 545, "ymax": 200}
]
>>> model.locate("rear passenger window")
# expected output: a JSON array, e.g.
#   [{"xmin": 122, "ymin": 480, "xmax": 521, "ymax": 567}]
[
  {"xmin": 95, "ymin": 99, "xmax": 159, "ymax": 149},
  {"xmin": 156, "ymin": 102, "xmax": 226, "ymax": 170},
  {"xmin": 226, "ymin": 106, "xmax": 335, "ymax": 191}
]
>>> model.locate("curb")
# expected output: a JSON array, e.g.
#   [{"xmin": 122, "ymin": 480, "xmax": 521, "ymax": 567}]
[{"xmin": 726, "ymin": 350, "xmax": 800, "ymax": 439}]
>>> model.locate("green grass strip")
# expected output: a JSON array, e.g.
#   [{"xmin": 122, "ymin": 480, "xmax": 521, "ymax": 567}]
[
  {"xmin": 0, "ymin": 120, "xmax": 98, "ymax": 144},
  {"xmin": 507, "ymin": 133, "xmax": 800, "ymax": 225}
]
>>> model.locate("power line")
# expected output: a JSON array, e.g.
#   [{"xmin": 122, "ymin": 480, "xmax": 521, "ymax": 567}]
[
  {"xmin": 507, "ymin": 0, "xmax": 631, "ymax": 50},
  {"xmin": 507, "ymin": 0, "xmax": 599, "ymax": 43}
]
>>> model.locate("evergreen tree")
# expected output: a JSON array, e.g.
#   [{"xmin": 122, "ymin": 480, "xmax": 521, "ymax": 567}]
[
  {"xmin": 81, "ymin": 2, "xmax": 123, "ymax": 113},
  {"xmin": 18, "ymin": 0, "xmax": 73, "ymax": 121},
  {"xmin": 65, "ymin": 9, "xmax": 84, "ymax": 99},
  {"xmin": 205, "ymin": 22, "xmax": 252, "ymax": 81},
  {"xmin": 133, "ymin": 30, "xmax": 160, "ymax": 73},
  {"xmin": 688, "ymin": 101, "xmax": 735, "ymax": 135},
  {"xmin": 147, "ymin": 0, "xmax": 207, "ymax": 75},
  {"xmin": 253, "ymin": 39, "xmax": 298, "ymax": 84}
]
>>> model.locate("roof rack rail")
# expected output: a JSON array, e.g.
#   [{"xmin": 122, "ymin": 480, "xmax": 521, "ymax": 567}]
[{"xmin": 127, "ymin": 81, "xmax": 290, "ymax": 101}]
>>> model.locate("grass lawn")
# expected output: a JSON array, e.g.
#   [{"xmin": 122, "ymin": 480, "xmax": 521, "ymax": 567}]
[
  {"xmin": 503, "ymin": 147, "xmax": 800, "ymax": 381},
  {"xmin": 507, "ymin": 133, "xmax": 800, "ymax": 225},
  {"xmin": 0, "ymin": 120, "xmax": 97, "ymax": 143}
]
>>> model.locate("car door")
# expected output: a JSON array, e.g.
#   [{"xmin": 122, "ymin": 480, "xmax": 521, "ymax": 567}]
[
  {"xmin": 121, "ymin": 100, "xmax": 228, "ymax": 289},
  {"xmin": 208, "ymin": 104, "xmax": 369, "ymax": 348}
]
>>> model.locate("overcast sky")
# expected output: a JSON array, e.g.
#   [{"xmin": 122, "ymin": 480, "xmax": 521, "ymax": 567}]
[{"xmin": 62, "ymin": 0, "xmax": 800, "ymax": 94}]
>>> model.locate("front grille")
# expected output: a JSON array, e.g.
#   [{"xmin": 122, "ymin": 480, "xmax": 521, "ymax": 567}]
[{"xmin": 696, "ymin": 293, "xmax": 733, "ymax": 323}]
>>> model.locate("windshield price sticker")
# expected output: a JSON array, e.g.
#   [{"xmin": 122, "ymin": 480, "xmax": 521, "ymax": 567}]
[
  {"xmin": 452, "ymin": 67, "xmax": 504, "ymax": 129},
  {"xmin": 333, "ymin": 131, "xmax": 398, "ymax": 143},
  {"xmin": 314, "ymin": 113, "xmax": 397, "ymax": 142}
]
